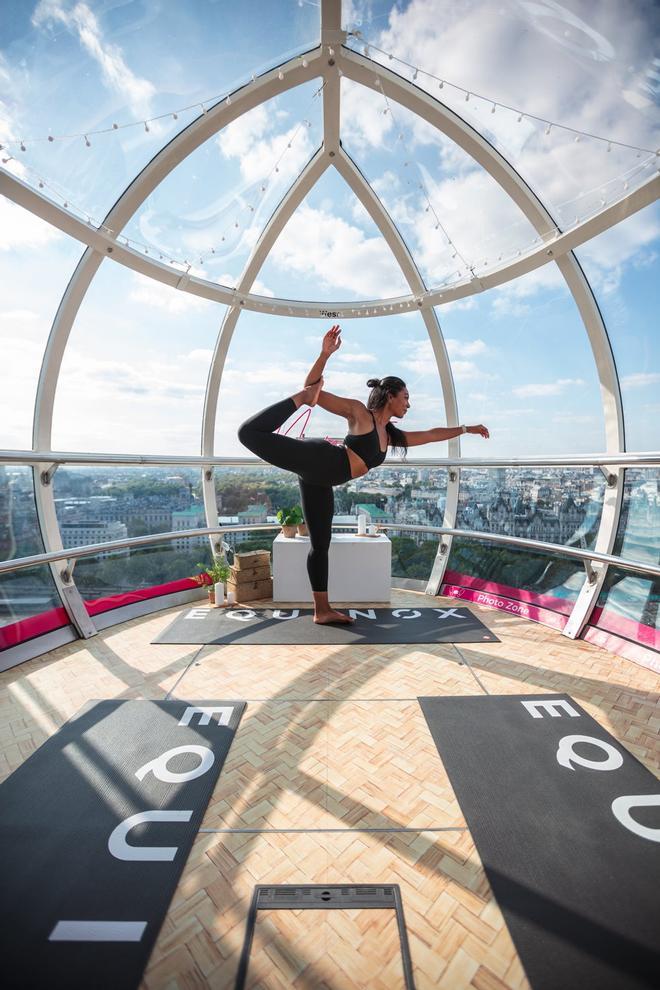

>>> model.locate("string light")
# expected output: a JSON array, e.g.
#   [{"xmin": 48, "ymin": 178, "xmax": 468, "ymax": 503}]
[{"xmin": 352, "ymin": 34, "xmax": 659, "ymax": 157}]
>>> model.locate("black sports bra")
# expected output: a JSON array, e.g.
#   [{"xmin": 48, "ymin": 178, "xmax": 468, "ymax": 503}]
[{"xmin": 344, "ymin": 410, "xmax": 388, "ymax": 469}]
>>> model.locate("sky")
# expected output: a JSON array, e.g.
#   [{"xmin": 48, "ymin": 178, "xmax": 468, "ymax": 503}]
[{"xmin": 1, "ymin": 0, "xmax": 659, "ymax": 459}]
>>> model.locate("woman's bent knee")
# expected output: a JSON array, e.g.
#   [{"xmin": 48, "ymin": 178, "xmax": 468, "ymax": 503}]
[{"xmin": 237, "ymin": 422, "xmax": 254, "ymax": 449}]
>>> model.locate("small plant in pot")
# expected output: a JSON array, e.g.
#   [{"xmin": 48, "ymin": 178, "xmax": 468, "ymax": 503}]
[
  {"xmin": 193, "ymin": 556, "xmax": 231, "ymax": 604},
  {"xmin": 276, "ymin": 505, "xmax": 303, "ymax": 538}
]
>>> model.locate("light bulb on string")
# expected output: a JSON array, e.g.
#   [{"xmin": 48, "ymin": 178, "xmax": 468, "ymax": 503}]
[
  {"xmin": 574, "ymin": 134, "xmax": 580, "ymax": 142},
  {"xmin": 84, "ymin": 135, "xmax": 91, "ymax": 147},
  {"xmin": 144, "ymin": 121, "xmax": 150, "ymax": 132},
  {"xmin": 112, "ymin": 123, "xmax": 118, "ymax": 129},
  {"xmin": 491, "ymin": 103, "xmax": 496, "ymax": 113},
  {"xmin": 172, "ymin": 112, "xmax": 178, "ymax": 120},
  {"xmin": 278, "ymin": 71, "xmax": 284, "ymax": 80},
  {"xmin": 48, "ymin": 135, "xmax": 54, "ymax": 142},
  {"xmin": 517, "ymin": 114, "xmax": 523, "ymax": 123},
  {"xmin": 465, "ymin": 92, "xmax": 470, "ymax": 102},
  {"xmin": 20, "ymin": 142, "xmax": 26, "ymax": 151},
  {"xmin": 439, "ymin": 80, "xmax": 444, "ymax": 88},
  {"xmin": 607, "ymin": 142, "xmax": 612, "ymax": 152},
  {"xmin": 413, "ymin": 69, "xmax": 418, "ymax": 81},
  {"xmin": 302, "ymin": 59, "xmax": 308, "ymax": 68}
]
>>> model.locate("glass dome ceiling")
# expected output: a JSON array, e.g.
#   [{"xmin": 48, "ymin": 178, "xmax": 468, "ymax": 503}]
[{"xmin": 1, "ymin": 0, "xmax": 659, "ymax": 663}]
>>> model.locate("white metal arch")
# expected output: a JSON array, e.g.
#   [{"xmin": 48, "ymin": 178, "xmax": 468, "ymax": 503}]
[
  {"xmin": 332, "ymin": 148, "xmax": 461, "ymax": 589},
  {"xmin": 200, "ymin": 148, "xmax": 330, "ymax": 540},
  {"xmin": 1, "ymin": 168, "xmax": 656, "ymax": 321},
  {"xmin": 26, "ymin": 48, "xmax": 325, "ymax": 630},
  {"xmin": 337, "ymin": 41, "xmax": 627, "ymax": 621},
  {"xmin": 198, "ymin": 29, "xmax": 463, "ymax": 582}
]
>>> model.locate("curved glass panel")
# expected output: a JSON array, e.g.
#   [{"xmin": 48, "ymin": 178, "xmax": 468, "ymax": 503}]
[
  {"xmin": 52, "ymin": 466, "xmax": 206, "ymax": 549},
  {"xmin": 121, "ymin": 82, "xmax": 324, "ymax": 287},
  {"xmin": 574, "ymin": 202, "xmax": 660, "ymax": 451},
  {"xmin": 344, "ymin": 3, "xmax": 660, "ymax": 230},
  {"xmin": 3, "ymin": 0, "xmax": 320, "ymax": 219},
  {"xmin": 445, "ymin": 467, "xmax": 607, "ymax": 616},
  {"xmin": 51, "ymin": 262, "xmax": 227, "ymax": 454},
  {"xmin": 0, "ymin": 213, "xmax": 83, "ymax": 449},
  {"xmin": 433, "ymin": 269, "xmax": 607, "ymax": 456},
  {"xmin": 256, "ymin": 166, "xmax": 409, "ymax": 300},
  {"xmin": 74, "ymin": 536, "xmax": 208, "ymax": 607},
  {"xmin": 340, "ymin": 77, "xmax": 542, "ymax": 287},
  {"xmin": 0, "ymin": 465, "xmax": 62, "ymax": 633},
  {"xmin": 594, "ymin": 468, "xmax": 660, "ymax": 649},
  {"xmin": 217, "ymin": 311, "xmax": 446, "ymax": 456}
]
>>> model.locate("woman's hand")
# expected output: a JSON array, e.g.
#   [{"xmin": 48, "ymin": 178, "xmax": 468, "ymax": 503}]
[
  {"xmin": 468, "ymin": 424, "xmax": 490, "ymax": 439},
  {"xmin": 321, "ymin": 325, "xmax": 342, "ymax": 356}
]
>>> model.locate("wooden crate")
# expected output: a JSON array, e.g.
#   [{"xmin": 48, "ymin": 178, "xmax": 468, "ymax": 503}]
[
  {"xmin": 227, "ymin": 577, "xmax": 273, "ymax": 602},
  {"xmin": 232, "ymin": 549, "xmax": 271, "ymax": 571},
  {"xmin": 230, "ymin": 563, "xmax": 271, "ymax": 585}
]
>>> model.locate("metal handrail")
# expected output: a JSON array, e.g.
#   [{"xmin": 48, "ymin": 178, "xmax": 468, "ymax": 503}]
[
  {"xmin": 1, "ymin": 521, "xmax": 659, "ymax": 580},
  {"xmin": 2, "ymin": 448, "xmax": 660, "ymax": 468}
]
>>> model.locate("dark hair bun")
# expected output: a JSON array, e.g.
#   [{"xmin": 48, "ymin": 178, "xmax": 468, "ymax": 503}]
[{"xmin": 366, "ymin": 378, "xmax": 380, "ymax": 388}]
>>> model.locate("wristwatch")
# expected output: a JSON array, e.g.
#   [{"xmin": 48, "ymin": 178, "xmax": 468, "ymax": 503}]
[{"xmin": 460, "ymin": 425, "xmax": 467, "ymax": 434}]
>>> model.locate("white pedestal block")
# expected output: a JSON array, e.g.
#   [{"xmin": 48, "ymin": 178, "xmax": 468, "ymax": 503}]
[{"xmin": 273, "ymin": 533, "xmax": 391, "ymax": 603}]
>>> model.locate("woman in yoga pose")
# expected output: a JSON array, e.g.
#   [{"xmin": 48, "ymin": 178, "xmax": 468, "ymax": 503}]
[{"xmin": 238, "ymin": 326, "xmax": 489, "ymax": 625}]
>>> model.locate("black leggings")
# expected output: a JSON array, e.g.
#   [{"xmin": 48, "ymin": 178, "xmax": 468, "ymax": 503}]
[{"xmin": 238, "ymin": 397, "xmax": 353, "ymax": 593}]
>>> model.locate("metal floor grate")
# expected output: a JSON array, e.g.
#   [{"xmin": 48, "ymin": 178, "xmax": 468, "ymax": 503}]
[{"xmin": 235, "ymin": 884, "xmax": 416, "ymax": 988}]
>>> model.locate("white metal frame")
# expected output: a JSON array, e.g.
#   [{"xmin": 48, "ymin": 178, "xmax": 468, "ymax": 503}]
[
  {"xmin": 1, "ymin": 168, "xmax": 656, "ymax": 319},
  {"xmin": 1, "ymin": 0, "xmax": 658, "ymax": 654}
]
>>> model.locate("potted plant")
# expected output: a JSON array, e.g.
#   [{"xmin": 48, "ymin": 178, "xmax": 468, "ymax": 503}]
[
  {"xmin": 276, "ymin": 505, "xmax": 303, "ymax": 538},
  {"xmin": 193, "ymin": 556, "xmax": 231, "ymax": 604}
]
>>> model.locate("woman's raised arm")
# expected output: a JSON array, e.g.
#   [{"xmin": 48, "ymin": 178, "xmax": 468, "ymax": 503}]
[
  {"xmin": 305, "ymin": 325, "xmax": 362, "ymax": 420},
  {"xmin": 304, "ymin": 325, "xmax": 341, "ymax": 387}
]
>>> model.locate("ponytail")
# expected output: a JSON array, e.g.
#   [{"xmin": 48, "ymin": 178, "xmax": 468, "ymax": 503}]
[{"xmin": 366, "ymin": 375, "xmax": 408, "ymax": 458}]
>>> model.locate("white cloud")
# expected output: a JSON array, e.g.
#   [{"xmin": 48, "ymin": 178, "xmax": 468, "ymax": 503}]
[
  {"xmin": 399, "ymin": 337, "xmax": 490, "ymax": 381},
  {"xmin": 217, "ymin": 105, "xmax": 314, "ymax": 185},
  {"xmin": 270, "ymin": 203, "xmax": 408, "ymax": 298},
  {"xmin": 0, "ymin": 197, "xmax": 61, "ymax": 251},
  {"xmin": 0, "ymin": 309, "xmax": 39, "ymax": 322},
  {"xmin": 621, "ymin": 371, "xmax": 660, "ymax": 389},
  {"xmin": 128, "ymin": 275, "xmax": 213, "ymax": 315},
  {"xmin": 32, "ymin": 1, "xmax": 156, "ymax": 119},
  {"xmin": 341, "ymin": 79, "xmax": 394, "ymax": 152},
  {"xmin": 335, "ymin": 350, "xmax": 378, "ymax": 364},
  {"xmin": 513, "ymin": 378, "xmax": 585, "ymax": 398}
]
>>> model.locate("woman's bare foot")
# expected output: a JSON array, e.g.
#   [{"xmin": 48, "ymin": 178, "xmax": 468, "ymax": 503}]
[
  {"xmin": 314, "ymin": 608, "xmax": 355, "ymax": 625},
  {"xmin": 294, "ymin": 377, "xmax": 323, "ymax": 407}
]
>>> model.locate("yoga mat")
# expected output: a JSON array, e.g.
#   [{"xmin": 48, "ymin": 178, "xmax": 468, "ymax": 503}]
[
  {"xmin": 0, "ymin": 699, "xmax": 245, "ymax": 990},
  {"xmin": 418, "ymin": 693, "xmax": 660, "ymax": 990},
  {"xmin": 153, "ymin": 605, "xmax": 498, "ymax": 645}
]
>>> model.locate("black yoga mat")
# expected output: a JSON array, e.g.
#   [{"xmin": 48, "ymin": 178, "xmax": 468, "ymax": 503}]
[
  {"xmin": 418, "ymin": 693, "xmax": 660, "ymax": 990},
  {"xmin": 153, "ymin": 605, "xmax": 498, "ymax": 645},
  {"xmin": 0, "ymin": 699, "xmax": 245, "ymax": 990}
]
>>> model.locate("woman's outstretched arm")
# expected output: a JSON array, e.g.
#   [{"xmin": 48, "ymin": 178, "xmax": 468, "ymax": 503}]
[{"xmin": 402, "ymin": 424, "xmax": 490, "ymax": 446}]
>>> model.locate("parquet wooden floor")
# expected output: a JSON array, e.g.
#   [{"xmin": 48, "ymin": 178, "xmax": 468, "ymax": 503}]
[{"xmin": 1, "ymin": 590, "xmax": 658, "ymax": 988}]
